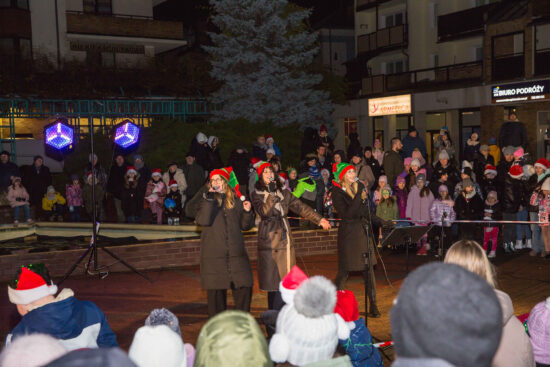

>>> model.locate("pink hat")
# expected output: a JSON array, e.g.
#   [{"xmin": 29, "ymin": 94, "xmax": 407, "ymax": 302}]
[
  {"xmin": 417, "ymin": 168, "xmax": 427, "ymax": 177},
  {"xmin": 404, "ymin": 157, "xmax": 413, "ymax": 165},
  {"xmin": 528, "ymin": 297, "xmax": 550, "ymax": 364},
  {"xmin": 514, "ymin": 147, "xmax": 524, "ymax": 159},
  {"xmin": 395, "ymin": 176, "xmax": 406, "ymax": 186}
]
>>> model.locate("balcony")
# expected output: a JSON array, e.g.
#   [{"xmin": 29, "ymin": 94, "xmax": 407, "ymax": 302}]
[
  {"xmin": 66, "ymin": 11, "xmax": 184, "ymax": 40},
  {"xmin": 0, "ymin": 8, "xmax": 31, "ymax": 38},
  {"xmin": 361, "ymin": 61, "xmax": 482, "ymax": 96},
  {"xmin": 356, "ymin": 0, "xmax": 391, "ymax": 12},
  {"xmin": 357, "ymin": 24, "xmax": 407, "ymax": 56},
  {"xmin": 438, "ymin": 3, "xmax": 497, "ymax": 43},
  {"xmin": 492, "ymin": 53, "xmax": 524, "ymax": 81}
]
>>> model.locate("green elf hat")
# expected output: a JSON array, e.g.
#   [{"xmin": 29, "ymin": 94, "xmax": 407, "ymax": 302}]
[
  {"xmin": 210, "ymin": 167, "xmax": 245, "ymax": 201},
  {"xmin": 332, "ymin": 163, "xmax": 355, "ymax": 184}
]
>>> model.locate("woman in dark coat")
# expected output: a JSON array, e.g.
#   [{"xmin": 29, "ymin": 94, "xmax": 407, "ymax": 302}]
[
  {"xmin": 121, "ymin": 168, "xmax": 140, "ymax": 223},
  {"xmin": 195, "ymin": 167, "xmax": 254, "ymax": 318},
  {"xmin": 22, "ymin": 156, "xmax": 52, "ymax": 213},
  {"xmin": 250, "ymin": 161, "xmax": 331, "ymax": 310},
  {"xmin": 331, "ymin": 163, "xmax": 391, "ymax": 317}
]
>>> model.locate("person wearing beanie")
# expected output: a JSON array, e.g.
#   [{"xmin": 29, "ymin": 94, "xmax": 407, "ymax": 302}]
[
  {"xmin": 474, "ymin": 143, "xmax": 495, "ymax": 180},
  {"xmin": 527, "ymin": 159, "xmax": 550, "ymax": 257},
  {"xmin": 383, "ymin": 137, "xmax": 405, "ymax": 190},
  {"xmin": 480, "ymin": 164, "xmax": 498, "ymax": 197},
  {"xmin": 6, "ymin": 263, "xmax": 118, "ymax": 350},
  {"xmin": 406, "ymin": 172, "xmax": 434, "ymax": 255},
  {"xmin": 453, "ymin": 166, "xmax": 484, "ymax": 201},
  {"xmin": 334, "ymin": 290, "xmax": 382, "ymax": 367},
  {"xmin": 444, "ymin": 240, "xmax": 535, "ymax": 367},
  {"xmin": 530, "ymin": 177, "xmax": 550, "ymax": 258},
  {"xmin": 65, "ymin": 174, "xmax": 82, "ymax": 223},
  {"xmin": 394, "ymin": 175, "xmax": 408, "ymax": 219},
  {"xmin": 106, "ymin": 154, "xmax": 129, "ymax": 223},
  {"xmin": 265, "ymin": 134, "xmax": 282, "ymax": 158},
  {"xmin": 464, "ymin": 131, "xmax": 481, "ymax": 163},
  {"xmin": 373, "ymin": 175, "xmax": 388, "ymax": 208},
  {"xmin": 82, "ymin": 171, "xmax": 105, "ymax": 222},
  {"xmin": 482, "ymin": 191, "xmax": 502, "ymax": 258},
  {"xmin": 7, "ymin": 176, "xmax": 32, "ymax": 225},
  {"xmin": 0, "ymin": 333, "xmax": 67, "ymax": 367},
  {"xmin": 251, "ymin": 162, "xmax": 330, "ymax": 310},
  {"xmin": 269, "ymin": 276, "xmax": 350, "ymax": 366},
  {"xmin": 121, "ymin": 166, "xmax": 141, "ymax": 223},
  {"xmin": 527, "ymin": 297, "xmax": 550, "ymax": 366},
  {"xmin": 432, "ymin": 150, "xmax": 461, "ymax": 195},
  {"xmin": 363, "ymin": 146, "xmax": 382, "ymax": 187},
  {"xmin": 454, "ymin": 177, "xmax": 483, "ymax": 241},
  {"xmin": 390, "ymin": 262, "xmax": 503, "ymax": 367},
  {"xmin": 165, "ymin": 179, "xmax": 183, "ymax": 225},
  {"xmin": 401, "ymin": 126, "xmax": 427, "ymax": 160},
  {"xmin": 196, "ymin": 311, "xmax": 273, "ymax": 367},
  {"xmin": 331, "ymin": 163, "xmax": 391, "ymax": 316},
  {"xmin": 406, "ymin": 158, "xmax": 422, "ymax": 191},
  {"xmin": 145, "ymin": 169, "xmax": 166, "ymax": 224},
  {"xmin": 196, "ymin": 167, "xmax": 254, "ymax": 317},
  {"xmin": 22, "ymin": 154, "xmax": 52, "ymax": 220},
  {"xmin": 501, "ymin": 164, "xmax": 527, "ymax": 253},
  {"xmin": 429, "ymin": 184, "xmax": 456, "ymax": 254},
  {"xmin": 488, "ymin": 136, "xmax": 501, "ymax": 166},
  {"xmin": 434, "ymin": 128, "xmax": 455, "ymax": 162},
  {"xmin": 129, "ymin": 325, "xmax": 187, "ymax": 367},
  {"xmin": 42, "ymin": 185, "xmax": 66, "ymax": 222},
  {"xmin": 376, "ymin": 185, "xmax": 398, "ymax": 244}
]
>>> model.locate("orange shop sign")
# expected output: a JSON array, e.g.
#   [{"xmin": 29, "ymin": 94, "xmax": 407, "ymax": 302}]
[{"xmin": 368, "ymin": 94, "xmax": 412, "ymax": 116}]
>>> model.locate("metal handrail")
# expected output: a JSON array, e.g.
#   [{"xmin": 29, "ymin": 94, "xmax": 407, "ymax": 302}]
[{"xmin": 66, "ymin": 10, "xmax": 154, "ymax": 20}]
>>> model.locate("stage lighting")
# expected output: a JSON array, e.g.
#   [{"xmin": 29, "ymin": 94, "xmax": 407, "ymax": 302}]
[
  {"xmin": 113, "ymin": 120, "xmax": 140, "ymax": 149},
  {"xmin": 44, "ymin": 118, "xmax": 74, "ymax": 158}
]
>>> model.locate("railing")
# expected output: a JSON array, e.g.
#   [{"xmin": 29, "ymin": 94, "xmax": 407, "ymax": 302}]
[
  {"xmin": 66, "ymin": 10, "xmax": 153, "ymax": 20},
  {"xmin": 492, "ymin": 53, "xmax": 524, "ymax": 81},
  {"xmin": 361, "ymin": 61, "xmax": 483, "ymax": 95},
  {"xmin": 535, "ymin": 48, "xmax": 550, "ymax": 76},
  {"xmin": 357, "ymin": 24, "xmax": 407, "ymax": 55},
  {"xmin": 356, "ymin": 0, "xmax": 391, "ymax": 11},
  {"xmin": 437, "ymin": 3, "xmax": 497, "ymax": 42}
]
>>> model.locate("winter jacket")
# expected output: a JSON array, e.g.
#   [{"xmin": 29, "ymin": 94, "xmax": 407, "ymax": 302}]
[
  {"xmin": 317, "ymin": 156, "xmax": 332, "ymax": 172},
  {"xmin": 429, "ymin": 199, "xmax": 456, "ymax": 227},
  {"xmin": 483, "ymin": 201, "xmax": 502, "ymax": 229},
  {"xmin": 268, "ymin": 142, "xmax": 282, "ymax": 157},
  {"xmin": 432, "ymin": 161, "xmax": 461, "ymax": 194},
  {"xmin": 7, "ymin": 185, "xmax": 30, "ymax": 207},
  {"xmin": 434, "ymin": 136, "xmax": 455, "ymax": 161},
  {"xmin": 253, "ymin": 141, "xmax": 268, "ymax": 161},
  {"xmin": 376, "ymin": 199, "xmax": 399, "ymax": 221},
  {"xmin": 82, "ymin": 183, "xmax": 104, "ymax": 216},
  {"xmin": 42, "ymin": 348, "xmax": 136, "ymax": 367},
  {"xmin": 183, "ymin": 161, "xmax": 206, "ymax": 200},
  {"xmin": 474, "ymin": 153, "xmax": 495, "ymax": 182},
  {"xmin": 499, "ymin": 121, "xmax": 527, "ymax": 149},
  {"xmin": 145, "ymin": 179, "xmax": 166, "ymax": 205},
  {"xmin": 185, "ymin": 184, "xmax": 208, "ymax": 219},
  {"xmin": 406, "ymin": 186, "xmax": 434, "ymax": 223},
  {"xmin": 165, "ymin": 190, "xmax": 182, "ymax": 217},
  {"xmin": 454, "ymin": 192, "xmax": 483, "ymax": 220},
  {"xmin": 353, "ymin": 160, "xmax": 375, "ymax": 189},
  {"xmin": 453, "ymin": 181, "xmax": 484, "ymax": 201},
  {"xmin": 6, "ymin": 288, "xmax": 118, "ymax": 350},
  {"xmin": 331, "ymin": 183, "xmax": 387, "ymax": 271},
  {"xmin": 121, "ymin": 175, "xmax": 140, "ymax": 217},
  {"xmin": 227, "ymin": 150, "xmax": 252, "ymax": 187},
  {"xmin": 480, "ymin": 177, "xmax": 498, "ymax": 198},
  {"xmin": 196, "ymin": 192, "xmax": 254, "ymax": 290},
  {"xmin": 338, "ymin": 318, "xmax": 383, "ymax": 367},
  {"xmin": 492, "ymin": 289, "xmax": 535, "ymax": 367},
  {"xmin": 530, "ymin": 189, "xmax": 550, "ymax": 226},
  {"xmin": 193, "ymin": 142, "xmax": 211, "ymax": 173},
  {"xmin": 251, "ymin": 186, "xmax": 322, "ymax": 290},
  {"xmin": 207, "ymin": 139, "xmax": 224, "ymax": 171},
  {"xmin": 496, "ymin": 160, "xmax": 513, "ymax": 195},
  {"xmin": 401, "ymin": 134, "xmax": 427, "ymax": 159},
  {"xmin": 42, "ymin": 192, "xmax": 66, "ymax": 211},
  {"xmin": 0, "ymin": 160, "xmax": 19, "ymax": 191},
  {"xmin": 106, "ymin": 162, "xmax": 128, "ymax": 199},
  {"xmin": 383, "ymin": 150, "xmax": 404, "ymax": 189},
  {"xmin": 394, "ymin": 187, "xmax": 408, "ymax": 218},
  {"xmin": 501, "ymin": 175, "xmax": 524, "ymax": 213},
  {"xmin": 463, "ymin": 139, "xmax": 480, "ymax": 163},
  {"xmin": 489, "ymin": 144, "xmax": 501, "ymax": 166},
  {"xmin": 162, "ymin": 168, "xmax": 188, "ymax": 201},
  {"xmin": 364, "ymin": 157, "xmax": 382, "ymax": 186},
  {"xmin": 526, "ymin": 174, "xmax": 541, "ymax": 213},
  {"xmin": 65, "ymin": 184, "xmax": 83, "ymax": 208},
  {"xmin": 22, "ymin": 164, "xmax": 52, "ymax": 206},
  {"xmin": 83, "ymin": 163, "xmax": 108, "ymax": 189}
]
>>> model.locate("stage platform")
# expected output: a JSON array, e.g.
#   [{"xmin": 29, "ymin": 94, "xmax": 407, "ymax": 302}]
[{"xmin": 1, "ymin": 250, "xmax": 548, "ymax": 366}]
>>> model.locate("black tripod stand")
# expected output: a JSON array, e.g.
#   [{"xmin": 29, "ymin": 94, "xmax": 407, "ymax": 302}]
[
  {"xmin": 362, "ymin": 192, "xmax": 380, "ymax": 325},
  {"xmin": 58, "ymin": 117, "xmax": 151, "ymax": 286}
]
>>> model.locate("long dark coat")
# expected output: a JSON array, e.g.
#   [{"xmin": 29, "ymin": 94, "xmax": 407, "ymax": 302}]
[
  {"xmin": 251, "ymin": 188, "xmax": 322, "ymax": 291},
  {"xmin": 23, "ymin": 165, "xmax": 51, "ymax": 206},
  {"xmin": 195, "ymin": 192, "xmax": 254, "ymax": 290},
  {"xmin": 121, "ymin": 175, "xmax": 140, "ymax": 218},
  {"xmin": 331, "ymin": 182, "xmax": 385, "ymax": 272}
]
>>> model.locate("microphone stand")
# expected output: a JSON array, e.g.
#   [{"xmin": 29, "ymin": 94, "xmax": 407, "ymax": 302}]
[
  {"xmin": 438, "ymin": 211, "xmax": 447, "ymax": 260},
  {"xmin": 360, "ymin": 183, "xmax": 379, "ymax": 325}
]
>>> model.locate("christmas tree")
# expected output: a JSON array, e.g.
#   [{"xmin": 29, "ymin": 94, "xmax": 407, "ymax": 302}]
[{"xmin": 204, "ymin": 0, "xmax": 332, "ymax": 126}]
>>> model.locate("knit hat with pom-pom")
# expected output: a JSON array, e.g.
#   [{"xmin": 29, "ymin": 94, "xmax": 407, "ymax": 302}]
[{"xmin": 269, "ymin": 276, "xmax": 350, "ymax": 366}]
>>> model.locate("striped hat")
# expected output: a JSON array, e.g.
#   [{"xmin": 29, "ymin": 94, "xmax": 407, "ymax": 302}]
[
  {"xmin": 210, "ymin": 167, "xmax": 245, "ymax": 201},
  {"xmin": 332, "ymin": 163, "xmax": 355, "ymax": 183}
]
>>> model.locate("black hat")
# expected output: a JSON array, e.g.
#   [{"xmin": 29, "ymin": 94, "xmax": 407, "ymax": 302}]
[
  {"xmin": 167, "ymin": 161, "xmax": 178, "ymax": 168},
  {"xmin": 408, "ymin": 126, "xmax": 417, "ymax": 133},
  {"xmin": 0, "ymin": 150, "xmax": 10, "ymax": 156},
  {"xmin": 364, "ymin": 146, "xmax": 373, "ymax": 152}
]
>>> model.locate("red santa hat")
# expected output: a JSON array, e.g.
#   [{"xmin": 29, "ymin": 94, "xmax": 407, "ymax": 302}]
[
  {"xmin": 509, "ymin": 164, "xmax": 524, "ymax": 179},
  {"xmin": 279, "ymin": 172, "xmax": 288, "ymax": 181},
  {"xmin": 535, "ymin": 158, "xmax": 550, "ymax": 171},
  {"xmin": 168, "ymin": 179, "xmax": 178, "ymax": 188},
  {"xmin": 126, "ymin": 166, "xmax": 137, "ymax": 175},
  {"xmin": 151, "ymin": 168, "xmax": 162, "ymax": 177},
  {"xmin": 484, "ymin": 164, "xmax": 497, "ymax": 176},
  {"xmin": 320, "ymin": 124, "xmax": 328, "ymax": 132},
  {"xmin": 210, "ymin": 167, "xmax": 245, "ymax": 201},
  {"xmin": 265, "ymin": 134, "xmax": 272, "ymax": 140},
  {"xmin": 8, "ymin": 264, "xmax": 58, "ymax": 305},
  {"xmin": 334, "ymin": 290, "xmax": 359, "ymax": 330},
  {"xmin": 279, "ymin": 266, "xmax": 308, "ymax": 305},
  {"xmin": 86, "ymin": 171, "xmax": 93, "ymax": 180}
]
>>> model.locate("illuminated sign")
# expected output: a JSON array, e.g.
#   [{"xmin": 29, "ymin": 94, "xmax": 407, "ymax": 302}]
[
  {"xmin": 368, "ymin": 94, "xmax": 412, "ymax": 116},
  {"xmin": 492, "ymin": 80, "xmax": 550, "ymax": 103}
]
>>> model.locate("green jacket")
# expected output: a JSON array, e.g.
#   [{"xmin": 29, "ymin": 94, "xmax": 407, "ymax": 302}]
[
  {"xmin": 376, "ymin": 200, "xmax": 399, "ymax": 221},
  {"xmin": 383, "ymin": 150, "xmax": 404, "ymax": 188}
]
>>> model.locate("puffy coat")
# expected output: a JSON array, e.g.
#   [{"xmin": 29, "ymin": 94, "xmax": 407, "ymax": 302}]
[
  {"xmin": 195, "ymin": 192, "xmax": 254, "ymax": 290},
  {"xmin": 406, "ymin": 186, "xmax": 434, "ymax": 223},
  {"xmin": 431, "ymin": 161, "xmax": 461, "ymax": 195},
  {"xmin": 484, "ymin": 201, "xmax": 502, "ymax": 230},
  {"xmin": 42, "ymin": 192, "xmax": 66, "ymax": 211},
  {"xmin": 498, "ymin": 121, "xmax": 527, "ymax": 149},
  {"xmin": 364, "ymin": 157, "xmax": 382, "ymax": 186},
  {"xmin": 65, "ymin": 184, "xmax": 83, "ymax": 207},
  {"xmin": 7, "ymin": 185, "xmax": 30, "ymax": 207},
  {"xmin": 453, "ymin": 181, "xmax": 484, "ymax": 201},
  {"xmin": 106, "ymin": 162, "xmax": 128, "ymax": 199},
  {"xmin": 376, "ymin": 200, "xmax": 399, "ymax": 221},
  {"xmin": 145, "ymin": 180, "xmax": 166, "ymax": 205},
  {"xmin": 501, "ymin": 175, "xmax": 524, "ymax": 213},
  {"xmin": 253, "ymin": 141, "xmax": 268, "ymax": 161},
  {"xmin": 0, "ymin": 160, "xmax": 19, "ymax": 191},
  {"xmin": 251, "ymin": 186, "xmax": 322, "ymax": 290},
  {"xmin": 429, "ymin": 199, "xmax": 456, "ymax": 227},
  {"xmin": 353, "ymin": 160, "xmax": 375, "ymax": 189},
  {"xmin": 463, "ymin": 139, "xmax": 480, "ymax": 163},
  {"xmin": 474, "ymin": 153, "xmax": 495, "ymax": 182},
  {"xmin": 480, "ymin": 177, "xmax": 498, "ymax": 198},
  {"xmin": 338, "ymin": 318, "xmax": 383, "ymax": 367},
  {"xmin": 162, "ymin": 168, "xmax": 188, "ymax": 201},
  {"xmin": 530, "ymin": 188, "xmax": 550, "ymax": 226},
  {"xmin": 401, "ymin": 134, "xmax": 427, "ymax": 159},
  {"xmin": 394, "ymin": 187, "xmax": 408, "ymax": 219},
  {"xmin": 454, "ymin": 192, "xmax": 483, "ymax": 220},
  {"xmin": 496, "ymin": 160, "xmax": 513, "ymax": 194}
]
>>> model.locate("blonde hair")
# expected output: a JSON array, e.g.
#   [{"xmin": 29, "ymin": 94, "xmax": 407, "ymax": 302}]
[
  {"xmin": 444, "ymin": 240, "xmax": 497, "ymax": 288},
  {"xmin": 341, "ymin": 176, "xmax": 358, "ymax": 199},
  {"xmin": 214, "ymin": 179, "xmax": 235, "ymax": 210}
]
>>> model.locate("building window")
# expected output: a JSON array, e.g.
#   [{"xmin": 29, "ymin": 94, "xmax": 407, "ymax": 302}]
[
  {"xmin": 382, "ymin": 59, "xmax": 407, "ymax": 75},
  {"xmin": 0, "ymin": 0, "xmax": 28, "ymax": 8},
  {"xmin": 381, "ymin": 12, "xmax": 404, "ymax": 29},
  {"xmin": 83, "ymin": 0, "xmax": 112, "ymax": 14},
  {"xmin": 373, "ymin": 117, "xmax": 384, "ymax": 146},
  {"xmin": 474, "ymin": 46, "xmax": 483, "ymax": 61},
  {"xmin": 344, "ymin": 118, "xmax": 358, "ymax": 137},
  {"xmin": 0, "ymin": 37, "xmax": 31, "ymax": 58},
  {"xmin": 430, "ymin": 54, "xmax": 439, "ymax": 68}
]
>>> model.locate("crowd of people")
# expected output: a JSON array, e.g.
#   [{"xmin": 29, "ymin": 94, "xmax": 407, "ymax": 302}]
[{"xmin": 2, "ymin": 238, "xmax": 549, "ymax": 367}]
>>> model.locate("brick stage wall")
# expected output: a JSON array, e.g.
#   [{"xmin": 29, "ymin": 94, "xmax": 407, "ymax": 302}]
[{"xmin": 0, "ymin": 228, "xmax": 338, "ymax": 281}]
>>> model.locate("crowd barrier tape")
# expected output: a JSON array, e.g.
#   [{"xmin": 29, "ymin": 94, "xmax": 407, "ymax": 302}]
[{"xmin": 287, "ymin": 217, "xmax": 545, "ymax": 225}]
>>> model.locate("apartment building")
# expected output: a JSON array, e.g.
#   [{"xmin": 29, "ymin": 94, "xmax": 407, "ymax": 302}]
[
  {"xmin": 333, "ymin": 0, "xmax": 550, "ymax": 163},
  {"xmin": 0, "ymin": 0, "xmax": 186, "ymax": 69}
]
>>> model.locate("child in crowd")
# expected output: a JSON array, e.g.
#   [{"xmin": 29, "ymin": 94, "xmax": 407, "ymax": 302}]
[
  {"xmin": 65, "ymin": 174, "xmax": 83, "ymax": 222},
  {"xmin": 145, "ymin": 169, "xmax": 167, "ymax": 225},
  {"xmin": 373, "ymin": 175, "xmax": 388, "ymax": 208},
  {"xmin": 165, "ymin": 180, "xmax": 182, "ymax": 225},
  {"xmin": 42, "ymin": 185, "xmax": 66, "ymax": 222},
  {"xmin": 488, "ymin": 136, "xmax": 501, "ymax": 166},
  {"xmin": 454, "ymin": 178, "xmax": 484, "ymax": 241},
  {"xmin": 429, "ymin": 185, "xmax": 456, "ymax": 254},
  {"xmin": 406, "ymin": 173, "xmax": 434, "ymax": 255},
  {"xmin": 483, "ymin": 191, "xmax": 501, "ymax": 258},
  {"xmin": 373, "ymin": 138, "xmax": 384, "ymax": 166},
  {"xmin": 287, "ymin": 167, "xmax": 298, "ymax": 192},
  {"xmin": 530, "ymin": 177, "xmax": 550, "ymax": 257},
  {"xmin": 480, "ymin": 164, "xmax": 498, "ymax": 198},
  {"xmin": 121, "ymin": 166, "xmax": 141, "ymax": 223},
  {"xmin": 394, "ymin": 176, "xmax": 408, "ymax": 219},
  {"xmin": 7, "ymin": 177, "xmax": 32, "ymax": 225},
  {"xmin": 320, "ymin": 169, "xmax": 333, "ymax": 218},
  {"xmin": 376, "ymin": 186, "xmax": 398, "ymax": 244},
  {"xmin": 454, "ymin": 167, "xmax": 483, "ymax": 200},
  {"xmin": 406, "ymin": 159, "xmax": 421, "ymax": 191},
  {"xmin": 527, "ymin": 296, "xmax": 550, "ymax": 367},
  {"xmin": 82, "ymin": 172, "xmax": 104, "ymax": 222}
]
